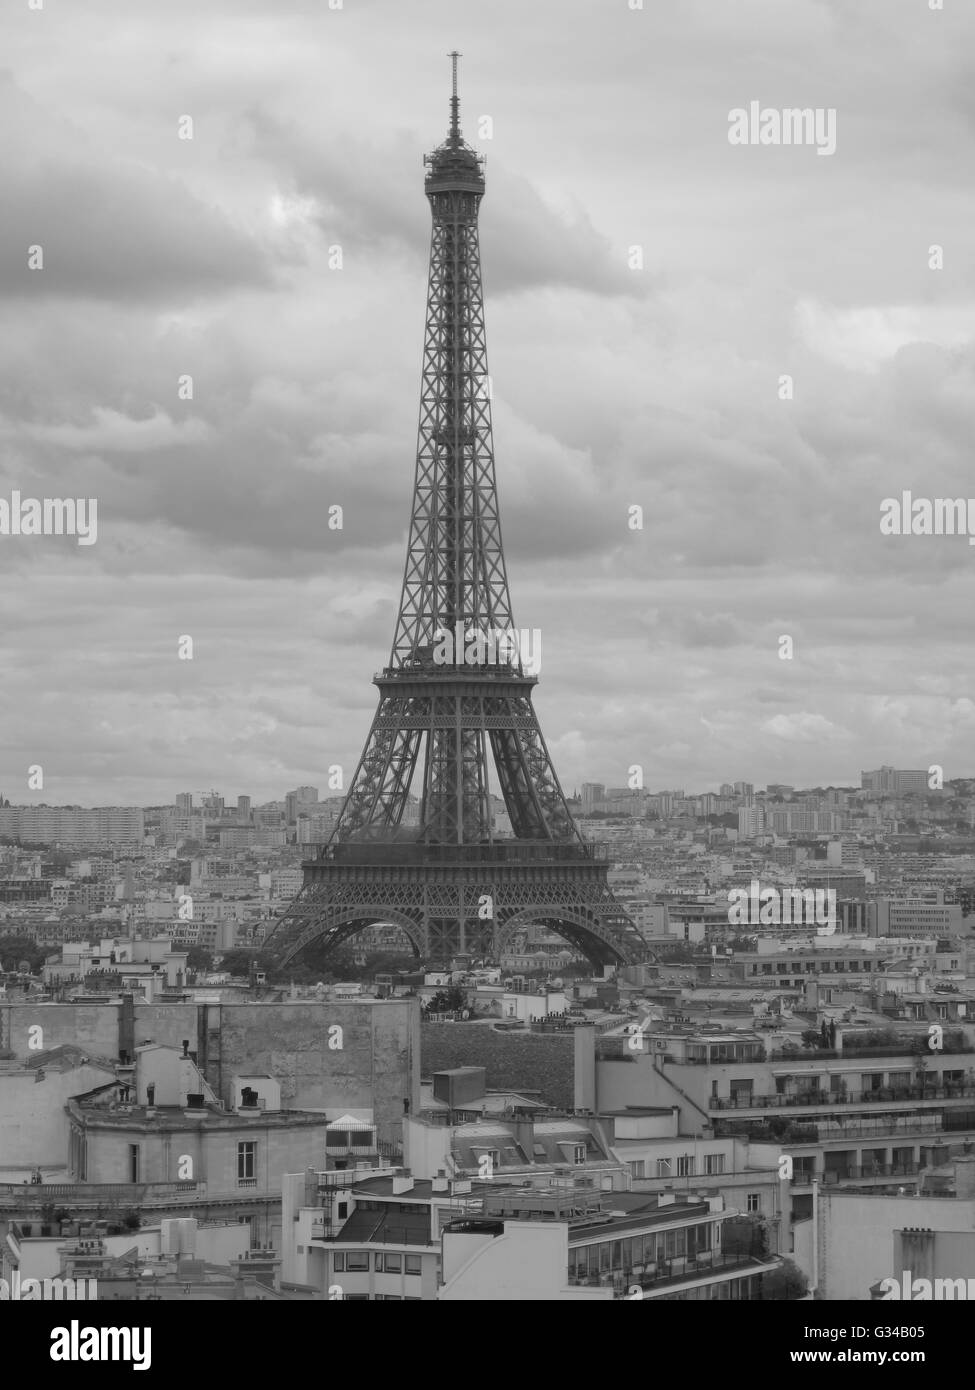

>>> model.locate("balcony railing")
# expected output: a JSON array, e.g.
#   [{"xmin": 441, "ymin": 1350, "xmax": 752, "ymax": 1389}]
[
  {"xmin": 310, "ymin": 840, "xmax": 604, "ymax": 867},
  {"xmin": 0, "ymin": 1181, "xmax": 202, "ymax": 1202},
  {"xmin": 711, "ymin": 1083, "xmax": 975, "ymax": 1111},
  {"xmin": 790, "ymin": 1163, "xmax": 920, "ymax": 1185},
  {"xmin": 569, "ymin": 1251, "xmax": 776, "ymax": 1296},
  {"xmin": 716, "ymin": 1114, "xmax": 975, "ymax": 1143}
]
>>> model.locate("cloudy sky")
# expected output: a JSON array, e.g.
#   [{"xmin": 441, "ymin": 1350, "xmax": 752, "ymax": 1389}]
[{"xmin": 1, "ymin": 0, "xmax": 973, "ymax": 808}]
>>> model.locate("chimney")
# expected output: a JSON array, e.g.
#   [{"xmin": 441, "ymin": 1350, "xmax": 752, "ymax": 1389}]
[
  {"xmin": 431, "ymin": 1169, "xmax": 449, "ymax": 1193},
  {"xmin": 391, "ymin": 1169, "xmax": 414, "ymax": 1195},
  {"xmin": 954, "ymin": 1155, "xmax": 975, "ymax": 1201}
]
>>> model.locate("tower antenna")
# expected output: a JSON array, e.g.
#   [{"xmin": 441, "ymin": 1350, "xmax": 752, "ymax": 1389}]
[{"xmin": 448, "ymin": 49, "xmax": 461, "ymax": 140}]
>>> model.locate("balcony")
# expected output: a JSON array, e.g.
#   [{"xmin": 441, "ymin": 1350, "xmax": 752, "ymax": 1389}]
[
  {"xmin": 790, "ymin": 1163, "xmax": 920, "ymax": 1186},
  {"xmin": 311, "ymin": 840, "xmax": 604, "ymax": 867},
  {"xmin": 570, "ymin": 1250, "xmax": 778, "ymax": 1296},
  {"xmin": 710, "ymin": 1083, "xmax": 975, "ymax": 1112},
  {"xmin": 0, "ymin": 1181, "xmax": 203, "ymax": 1207}
]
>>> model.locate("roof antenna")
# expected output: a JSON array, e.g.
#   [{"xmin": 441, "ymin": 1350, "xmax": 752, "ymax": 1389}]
[{"xmin": 448, "ymin": 49, "xmax": 461, "ymax": 141}]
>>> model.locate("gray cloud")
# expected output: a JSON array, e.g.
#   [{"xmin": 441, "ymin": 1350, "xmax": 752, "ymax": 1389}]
[{"xmin": 1, "ymin": 0, "xmax": 973, "ymax": 803}]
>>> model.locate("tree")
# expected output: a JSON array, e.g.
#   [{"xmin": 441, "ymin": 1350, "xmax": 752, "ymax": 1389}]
[
  {"xmin": 217, "ymin": 949, "xmax": 256, "ymax": 977},
  {"xmin": 186, "ymin": 947, "xmax": 213, "ymax": 972},
  {"xmin": 760, "ymin": 1257, "xmax": 808, "ymax": 1300},
  {"xmin": 423, "ymin": 986, "xmax": 466, "ymax": 1015},
  {"xmin": 0, "ymin": 936, "xmax": 46, "ymax": 974},
  {"xmin": 722, "ymin": 1215, "xmax": 768, "ymax": 1260}
]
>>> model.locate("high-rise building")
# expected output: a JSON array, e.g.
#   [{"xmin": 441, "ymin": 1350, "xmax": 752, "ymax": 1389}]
[
  {"xmin": 581, "ymin": 784, "xmax": 605, "ymax": 813},
  {"xmin": 175, "ymin": 792, "xmax": 193, "ymax": 814},
  {"xmin": 296, "ymin": 786, "xmax": 319, "ymax": 805},
  {"xmin": 237, "ymin": 795, "xmax": 252, "ymax": 820},
  {"xmin": 0, "ymin": 806, "xmax": 144, "ymax": 847},
  {"xmin": 861, "ymin": 766, "xmax": 929, "ymax": 796},
  {"xmin": 734, "ymin": 782, "xmax": 754, "ymax": 798}
]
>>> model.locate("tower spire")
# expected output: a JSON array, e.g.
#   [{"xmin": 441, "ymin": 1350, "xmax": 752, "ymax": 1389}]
[{"xmin": 448, "ymin": 49, "xmax": 461, "ymax": 141}]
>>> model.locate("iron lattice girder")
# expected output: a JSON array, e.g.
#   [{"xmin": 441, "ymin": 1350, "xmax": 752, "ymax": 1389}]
[
  {"xmin": 331, "ymin": 671, "xmax": 578, "ymax": 844},
  {"xmin": 391, "ymin": 188, "xmax": 514, "ymax": 667},
  {"xmin": 261, "ymin": 852, "xmax": 646, "ymax": 969}
]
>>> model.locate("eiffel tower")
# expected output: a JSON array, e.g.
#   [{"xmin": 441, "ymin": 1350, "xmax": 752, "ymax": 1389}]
[{"xmin": 262, "ymin": 56, "xmax": 647, "ymax": 972}]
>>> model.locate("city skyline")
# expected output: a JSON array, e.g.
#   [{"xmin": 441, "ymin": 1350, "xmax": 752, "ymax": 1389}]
[{"xmin": 4, "ymin": 764, "xmax": 975, "ymax": 813}]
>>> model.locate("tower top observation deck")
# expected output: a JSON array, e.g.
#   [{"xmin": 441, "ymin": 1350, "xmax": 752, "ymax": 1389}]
[{"xmin": 424, "ymin": 50, "xmax": 485, "ymax": 193}]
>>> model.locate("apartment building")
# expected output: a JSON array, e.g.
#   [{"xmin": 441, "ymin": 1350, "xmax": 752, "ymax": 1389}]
[
  {"xmin": 791, "ymin": 1158, "xmax": 975, "ymax": 1299},
  {"xmin": 439, "ymin": 1187, "xmax": 783, "ymax": 1301},
  {"xmin": 0, "ymin": 807, "xmax": 144, "ymax": 847},
  {"xmin": 586, "ymin": 1024, "xmax": 975, "ymax": 1229}
]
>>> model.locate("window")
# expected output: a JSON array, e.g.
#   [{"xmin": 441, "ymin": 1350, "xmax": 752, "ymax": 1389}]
[
  {"xmin": 345, "ymin": 1252, "xmax": 369, "ymax": 1271},
  {"xmin": 337, "ymin": 1202, "xmax": 348, "ymax": 1220},
  {"xmin": 677, "ymin": 1156, "xmax": 695, "ymax": 1178},
  {"xmin": 333, "ymin": 1253, "xmax": 346, "ymax": 1272},
  {"xmin": 405, "ymin": 1255, "xmax": 422, "ymax": 1276},
  {"xmin": 747, "ymin": 1193, "xmax": 761, "ymax": 1213},
  {"xmin": 573, "ymin": 1144, "xmax": 587, "ymax": 1164},
  {"xmin": 128, "ymin": 1144, "xmax": 139, "ymax": 1183},
  {"xmin": 237, "ymin": 1141, "xmax": 256, "ymax": 1182},
  {"xmin": 704, "ymin": 1153, "xmax": 725, "ymax": 1176},
  {"xmin": 377, "ymin": 1253, "xmax": 402, "ymax": 1273},
  {"xmin": 656, "ymin": 1158, "xmax": 672, "ymax": 1177}
]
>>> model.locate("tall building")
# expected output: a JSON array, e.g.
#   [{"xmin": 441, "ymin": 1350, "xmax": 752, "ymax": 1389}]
[
  {"xmin": 581, "ymin": 784, "xmax": 606, "ymax": 813},
  {"xmin": 0, "ymin": 806, "xmax": 144, "ymax": 847},
  {"xmin": 175, "ymin": 792, "xmax": 193, "ymax": 815},
  {"xmin": 237, "ymin": 795, "xmax": 252, "ymax": 820},
  {"xmin": 861, "ymin": 766, "xmax": 929, "ymax": 796},
  {"xmin": 295, "ymin": 786, "xmax": 319, "ymax": 805},
  {"xmin": 737, "ymin": 805, "xmax": 765, "ymax": 839}
]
